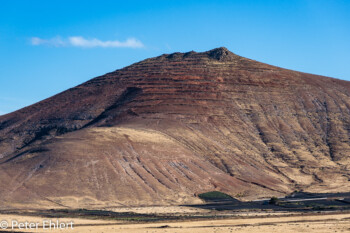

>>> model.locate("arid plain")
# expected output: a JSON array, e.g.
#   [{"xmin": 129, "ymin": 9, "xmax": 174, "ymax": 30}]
[{"xmin": 0, "ymin": 208, "xmax": 350, "ymax": 233}]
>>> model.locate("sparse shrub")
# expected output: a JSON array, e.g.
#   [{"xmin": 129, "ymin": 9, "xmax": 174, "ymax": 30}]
[
  {"xmin": 198, "ymin": 191, "xmax": 233, "ymax": 201},
  {"xmin": 235, "ymin": 192, "xmax": 246, "ymax": 198},
  {"xmin": 269, "ymin": 196, "xmax": 280, "ymax": 205}
]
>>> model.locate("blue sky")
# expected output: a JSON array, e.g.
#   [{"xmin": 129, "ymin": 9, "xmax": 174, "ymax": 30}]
[{"xmin": 1, "ymin": 0, "xmax": 349, "ymax": 115}]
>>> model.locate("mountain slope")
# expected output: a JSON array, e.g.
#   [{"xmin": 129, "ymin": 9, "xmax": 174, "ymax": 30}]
[{"xmin": 1, "ymin": 47, "xmax": 350, "ymax": 208}]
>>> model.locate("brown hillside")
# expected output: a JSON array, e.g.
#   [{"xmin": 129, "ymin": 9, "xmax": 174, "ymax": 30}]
[{"xmin": 1, "ymin": 47, "xmax": 350, "ymax": 208}]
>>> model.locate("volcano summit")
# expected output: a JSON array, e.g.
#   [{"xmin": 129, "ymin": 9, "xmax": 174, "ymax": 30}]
[{"xmin": 1, "ymin": 47, "xmax": 350, "ymax": 208}]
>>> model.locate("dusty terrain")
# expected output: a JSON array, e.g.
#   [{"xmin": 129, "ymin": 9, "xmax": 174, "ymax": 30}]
[
  {"xmin": 0, "ymin": 210, "xmax": 349, "ymax": 233},
  {"xmin": 1, "ymin": 47, "xmax": 350, "ymax": 208}
]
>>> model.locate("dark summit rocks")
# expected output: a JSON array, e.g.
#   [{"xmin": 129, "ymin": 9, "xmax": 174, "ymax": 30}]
[{"xmin": 206, "ymin": 47, "xmax": 238, "ymax": 61}]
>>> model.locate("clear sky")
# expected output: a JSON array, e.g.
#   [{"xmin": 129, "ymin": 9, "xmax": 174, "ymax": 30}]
[{"xmin": 1, "ymin": 0, "xmax": 349, "ymax": 115}]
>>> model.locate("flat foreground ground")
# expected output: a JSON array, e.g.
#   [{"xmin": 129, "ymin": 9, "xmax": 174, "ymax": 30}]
[{"xmin": 1, "ymin": 211, "xmax": 350, "ymax": 233}]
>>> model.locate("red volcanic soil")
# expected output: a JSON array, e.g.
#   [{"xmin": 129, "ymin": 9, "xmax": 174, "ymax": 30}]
[{"xmin": 1, "ymin": 47, "xmax": 350, "ymax": 208}]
